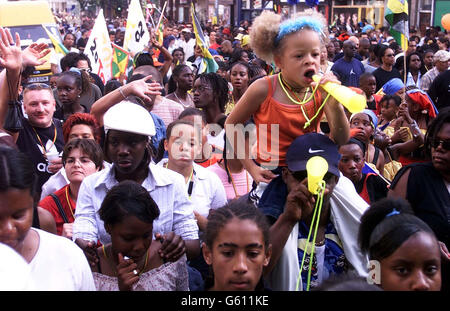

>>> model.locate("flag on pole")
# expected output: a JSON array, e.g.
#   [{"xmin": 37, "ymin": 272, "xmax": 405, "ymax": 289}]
[
  {"xmin": 111, "ymin": 43, "xmax": 130, "ymax": 78},
  {"xmin": 123, "ymin": 0, "xmax": 150, "ymax": 55},
  {"xmin": 385, "ymin": 0, "xmax": 409, "ymax": 51},
  {"xmin": 155, "ymin": 21, "xmax": 164, "ymax": 46},
  {"xmin": 43, "ymin": 26, "xmax": 69, "ymax": 55},
  {"xmin": 191, "ymin": 3, "xmax": 218, "ymax": 74},
  {"xmin": 84, "ymin": 9, "xmax": 113, "ymax": 84}
]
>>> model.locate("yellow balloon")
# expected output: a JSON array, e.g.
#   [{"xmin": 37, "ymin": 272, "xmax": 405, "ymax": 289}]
[
  {"xmin": 306, "ymin": 156, "xmax": 329, "ymax": 195},
  {"xmin": 312, "ymin": 75, "xmax": 366, "ymax": 113},
  {"xmin": 442, "ymin": 14, "xmax": 450, "ymax": 31}
]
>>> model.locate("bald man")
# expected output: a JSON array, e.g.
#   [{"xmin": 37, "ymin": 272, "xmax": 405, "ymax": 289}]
[
  {"xmin": 331, "ymin": 40, "xmax": 365, "ymax": 87},
  {"xmin": 219, "ymin": 40, "xmax": 233, "ymax": 62},
  {"xmin": 358, "ymin": 37, "xmax": 371, "ymax": 60},
  {"xmin": 333, "ymin": 36, "xmax": 363, "ymax": 62}
]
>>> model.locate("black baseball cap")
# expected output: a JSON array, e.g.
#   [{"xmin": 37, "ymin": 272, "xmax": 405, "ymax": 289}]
[{"xmin": 286, "ymin": 133, "xmax": 341, "ymax": 177}]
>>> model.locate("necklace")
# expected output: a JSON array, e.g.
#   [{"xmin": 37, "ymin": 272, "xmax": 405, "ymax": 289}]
[
  {"xmin": 227, "ymin": 164, "xmax": 250, "ymax": 198},
  {"xmin": 64, "ymin": 185, "xmax": 76, "ymax": 219},
  {"xmin": 31, "ymin": 121, "xmax": 57, "ymax": 159},
  {"xmin": 278, "ymin": 73, "xmax": 327, "ymax": 129},
  {"xmin": 174, "ymin": 91, "xmax": 192, "ymax": 108},
  {"xmin": 102, "ymin": 245, "xmax": 149, "ymax": 277},
  {"xmin": 165, "ymin": 162, "xmax": 194, "ymax": 199}
]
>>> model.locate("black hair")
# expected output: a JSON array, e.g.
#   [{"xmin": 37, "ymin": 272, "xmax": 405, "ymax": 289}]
[
  {"xmin": 229, "ymin": 61, "xmax": 253, "ymax": 79},
  {"xmin": 313, "ymin": 273, "xmax": 382, "ymax": 291},
  {"xmin": 359, "ymin": 72, "xmax": 375, "ymax": 84},
  {"xmin": 194, "ymin": 73, "xmax": 229, "ymax": 113},
  {"xmin": 104, "ymin": 79, "xmax": 122, "ymax": 95},
  {"xmin": 229, "ymin": 48, "xmax": 249, "ymax": 65},
  {"xmin": 62, "ymin": 138, "xmax": 104, "ymax": 170},
  {"xmin": 205, "ymin": 200, "xmax": 269, "ymax": 249},
  {"xmin": 405, "ymin": 51, "xmax": 427, "ymax": 76},
  {"xmin": 203, "ymin": 200, "xmax": 270, "ymax": 291},
  {"xmin": 60, "ymin": 52, "xmax": 81, "ymax": 72},
  {"xmin": 379, "ymin": 94, "xmax": 402, "ymax": 108},
  {"xmin": 59, "ymin": 70, "xmax": 91, "ymax": 95},
  {"xmin": 377, "ymin": 45, "xmax": 391, "ymax": 63},
  {"xmin": 171, "ymin": 47, "xmax": 185, "ymax": 57},
  {"xmin": 134, "ymin": 52, "xmax": 154, "ymax": 68},
  {"xmin": 178, "ymin": 107, "xmax": 207, "ymax": 124},
  {"xmin": 0, "ymin": 146, "xmax": 37, "ymax": 196},
  {"xmin": 63, "ymin": 33, "xmax": 75, "ymax": 41},
  {"xmin": 358, "ymin": 197, "xmax": 436, "ymax": 261},
  {"xmin": 167, "ymin": 64, "xmax": 192, "ymax": 94},
  {"xmin": 341, "ymin": 137, "xmax": 366, "ymax": 154},
  {"xmin": 75, "ymin": 53, "xmax": 92, "ymax": 70},
  {"xmin": 424, "ymin": 107, "xmax": 450, "ymax": 157},
  {"xmin": 216, "ymin": 61, "xmax": 229, "ymax": 72},
  {"xmin": 99, "ymin": 180, "xmax": 160, "ymax": 226},
  {"xmin": 388, "ymin": 41, "xmax": 400, "ymax": 54},
  {"xmin": 126, "ymin": 73, "xmax": 146, "ymax": 83}
]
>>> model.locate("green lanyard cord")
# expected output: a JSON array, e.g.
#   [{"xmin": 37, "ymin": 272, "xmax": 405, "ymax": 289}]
[
  {"xmin": 303, "ymin": 92, "xmax": 331, "ymax": 129},
  {"xmin": 295, "ymin": 180, "xmax": 327, "ymax": 291},
  {"xmin": 278, "ymin": 73, "xmax": 327, "ymax": 130}
]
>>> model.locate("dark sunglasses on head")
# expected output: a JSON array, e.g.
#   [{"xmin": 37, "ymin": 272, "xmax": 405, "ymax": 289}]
[
  {"xmin": 24, "ymin": 83, "xmax": 51, "ymax": 90},
  {"xmin": 430, "ymin": 139, "xmax": 450, "ymax": 151}
]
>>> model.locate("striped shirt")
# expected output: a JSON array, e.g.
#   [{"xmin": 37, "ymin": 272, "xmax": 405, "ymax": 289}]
[{"xmin": 152, "ymin": 97, "xmax": 185, "ymax": 128}]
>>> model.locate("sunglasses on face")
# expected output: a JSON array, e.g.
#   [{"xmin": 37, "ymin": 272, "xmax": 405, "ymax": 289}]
[{"xmin": 430, "ymin": 139, "xmax": 450, "ymax": 151}]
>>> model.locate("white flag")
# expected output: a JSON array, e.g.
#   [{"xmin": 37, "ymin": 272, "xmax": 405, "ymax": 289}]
[
  {"xmin": 123, "ymin": 0, "xmax": 150, "ymax": 55},
  {"xmin": 84, "ymin": 10, "xmax": 113, "ymax": 84}
]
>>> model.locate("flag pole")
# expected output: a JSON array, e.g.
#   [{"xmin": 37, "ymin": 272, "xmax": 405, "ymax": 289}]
[
  {"xmin": 403, "ymin": 7, "xmax": 408, "ymax": 104},
  {"xmin": 155, "ymin": 1, "xmax": 167, "ymax": 32}
]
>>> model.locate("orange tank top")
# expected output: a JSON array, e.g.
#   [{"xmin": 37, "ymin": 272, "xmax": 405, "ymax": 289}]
[{"xmin": 253, "ymin": 75, "xmax": 323, "ymax": 168}]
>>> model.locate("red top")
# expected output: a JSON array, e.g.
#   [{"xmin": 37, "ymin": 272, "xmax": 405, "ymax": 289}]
[
  {"xmin": 39, "ymin": 184, "xmax": 75, "ymax": 236},
  {"xmin": 253, "ymin": 75, "xmax": 323, "ymax": 168}
]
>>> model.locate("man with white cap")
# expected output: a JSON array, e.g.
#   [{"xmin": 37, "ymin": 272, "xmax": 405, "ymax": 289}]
[
  {"xmin": 421, "ymin": 50, "xmax": 450, "ymax": 92},
  {"xmin": 174, "ymin": 27, "xmax": 196, "ymax": 61},
  {"xmin": 74, "ymin": 83, "xmax": 200, "ymax": 266}
]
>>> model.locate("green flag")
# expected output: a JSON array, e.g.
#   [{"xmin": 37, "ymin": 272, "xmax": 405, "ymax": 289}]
[
  {"xmin": 385, "ymin": 0, "xmax": 409, "ymax": 51},
  {"xmin": 111, "ymin": 43, "xmax": 129, "ymax": 78}
]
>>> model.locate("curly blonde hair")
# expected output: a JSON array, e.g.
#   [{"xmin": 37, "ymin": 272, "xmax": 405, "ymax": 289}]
[{"xmin": 250, "ymin": 9, "xmax": 329, "ymax": 64}]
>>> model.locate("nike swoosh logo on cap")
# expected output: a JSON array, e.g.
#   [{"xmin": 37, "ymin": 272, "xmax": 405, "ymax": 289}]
[{"xmin": 308, "ymin": 148, "xmax": 325, "ymax": 154}]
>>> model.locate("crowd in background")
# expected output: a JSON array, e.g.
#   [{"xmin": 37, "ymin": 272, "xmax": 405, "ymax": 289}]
[{"xmin": 0, "ymin": 7, "xmax": 450, "ymax": 292}]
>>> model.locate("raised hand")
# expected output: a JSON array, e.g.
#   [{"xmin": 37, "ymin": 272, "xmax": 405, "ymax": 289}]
[
  {"xmin": 122, "ymin": 74, "xmax": 162, "ymax": 103},
  {"xmin": 0, "ymin": 27, "xmax": 22, "ymax": 71},
  {"xmin": 22, "ymin": 42, "xmax": 51, "ymax": 68}
]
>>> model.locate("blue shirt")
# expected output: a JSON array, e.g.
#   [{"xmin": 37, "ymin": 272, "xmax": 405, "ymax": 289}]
[
  {"xmin": 150, "ymin": 112, "xmax": 166, "ymax": 152},
  {"xmin": 331, "ymin": 58, "xmax": 365, "ymax": 87}
]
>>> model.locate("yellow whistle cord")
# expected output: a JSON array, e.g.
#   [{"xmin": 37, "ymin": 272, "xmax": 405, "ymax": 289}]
[{"xmin": 296, "ymin": 180, "xmax": 327, "ymax": 291}]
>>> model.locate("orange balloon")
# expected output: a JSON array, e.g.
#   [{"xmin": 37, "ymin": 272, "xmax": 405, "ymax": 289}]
[{"xmin": 442, "ymin": 14, "xmax": 450, "ymax": 31}]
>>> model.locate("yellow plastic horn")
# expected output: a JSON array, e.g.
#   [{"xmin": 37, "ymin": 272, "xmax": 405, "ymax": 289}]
[
  {"xmin": 306, "ymin": 156, "xmax": 329, "ymax": 195},
  {"xmin": 312, "ymin": 74, "xmax": 366, "ymax": 113}
]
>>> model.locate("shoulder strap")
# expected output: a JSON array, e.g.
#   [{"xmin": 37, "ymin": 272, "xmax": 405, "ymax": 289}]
[
  {"xmin": 372, "ymin": 147, "xmax": 380, "ymax": 165},
  {"xmin": 50, "ymin": 193, "xmax": 69, "ymax": 223}
]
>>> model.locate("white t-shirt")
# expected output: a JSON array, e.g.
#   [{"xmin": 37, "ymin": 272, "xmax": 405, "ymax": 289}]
[
  {"xmin": 29, "ymin": 228, "xmax": 95, "ymax": 290},
  {"xmin": 0, "ymin": 243, "xmax": 36, "ymax": 290}
]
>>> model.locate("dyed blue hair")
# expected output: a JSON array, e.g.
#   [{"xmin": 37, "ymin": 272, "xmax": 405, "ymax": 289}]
[{"xmin": 275, "ymin": 16, "xmax": 324, "ymax": 46}]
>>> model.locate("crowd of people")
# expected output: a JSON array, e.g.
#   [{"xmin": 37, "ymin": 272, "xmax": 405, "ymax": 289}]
[{"xmin": 0, "ymin": 7, "xmax": 450, "ymax": 292}]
